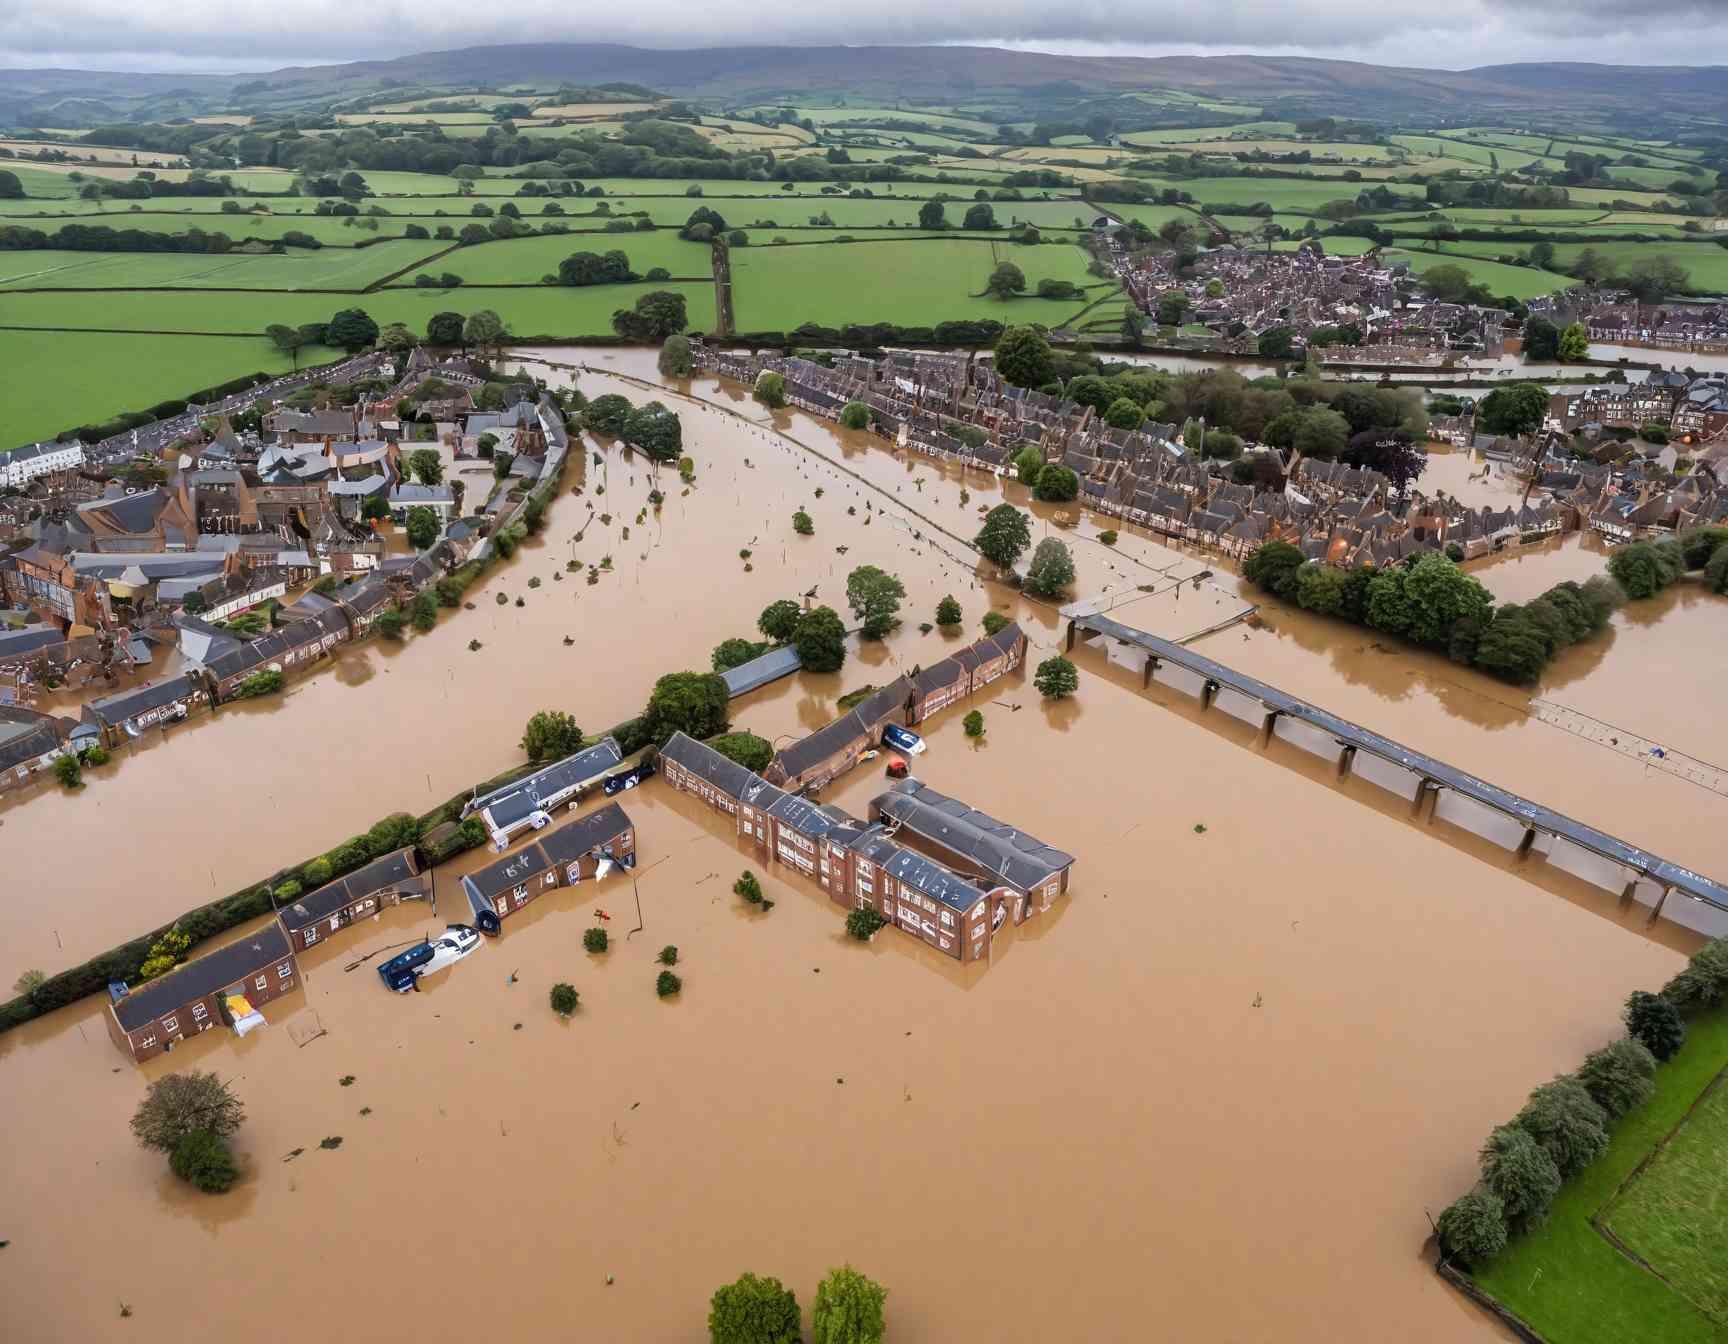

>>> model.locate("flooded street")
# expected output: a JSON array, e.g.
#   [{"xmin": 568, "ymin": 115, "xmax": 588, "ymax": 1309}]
[{"xmin": 1, "ymin": 346, "xmax": 1720, "ymax": 1343}]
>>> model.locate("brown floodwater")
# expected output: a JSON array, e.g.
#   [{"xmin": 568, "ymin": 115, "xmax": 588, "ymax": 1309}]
[{"xmin": 0, "ymin": 345, "xmax": 1717, "ymax": 1343}]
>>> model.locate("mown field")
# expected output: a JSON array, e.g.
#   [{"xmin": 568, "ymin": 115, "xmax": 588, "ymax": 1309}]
[
  {"xmin": 390, "ymin": 231, "xmax": 712, "ymax": 285},
  {"xmin": 0, "ymin": 328, "xmax": 301, "ymax": 446},
  {"xmin": 1471, "ymin": 1008, "xmax": 1728, "ymax": 1344},
  {"xmin": 1545, "ymin": 241, "xmax": 1728, "ymax": 293},
  {"xmin": 1381, "ymin": 247, "xmax": 1575, "ymax": 299},
  {"xmin": 730, "ymin": 237, "xmax": 1105, "ymax": 330},
  {"xmin": 0, "ymin": 280, "xmax": 718, "ymax": 338},
  {"xmin": 0, "ymin": 239, "xmax": 447, "ymax": 290}
]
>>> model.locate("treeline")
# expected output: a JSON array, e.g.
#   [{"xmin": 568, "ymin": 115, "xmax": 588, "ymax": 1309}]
[
  {"xmin": 0, "ymin": 223, "xmax": 319, "ymax": 254},
  {"xmin": 75, "ymin": 174, "xmax": 241, "ymax": 199},
  {"xmin": 1245, "ymin": 527, "xmax": 1728, "ymax": 684},
  {"xmin": 1435, "ymin": 937, "xmax": 1728, "ymax": 1267}
]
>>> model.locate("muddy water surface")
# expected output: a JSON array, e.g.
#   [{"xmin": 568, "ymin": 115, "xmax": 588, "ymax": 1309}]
[{"xmin": 1, "ymin": 346, "xmax": 1718, "ymax": 1343}]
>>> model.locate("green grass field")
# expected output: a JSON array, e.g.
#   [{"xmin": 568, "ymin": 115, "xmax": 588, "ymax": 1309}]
[
  {"xmin": 1603, "ymin": 1076, "xmax": 1728, "ymax": 1325},
  {"xmin": 730, "ymin": 237, "xmax": 1105, "ymax": 330},
  {"xmin": 1471, "ymin": 1008, "xmax": 1728, "ymax": 1344},
  {"xmin": 1140, "ymin": 176, "xmax": 1363, "ymax": 213},
  {"xmin": 0, "ymin": 280, "xmax": 717, "ymax": 340},
  {"xmin": 1384, "ymin": 247, "xmax": 1574, "ymax": 299},
  {"xmin": 391, "ymin": 231, "xmax": 712, "ymax": 285},
  {"xmin": 1546, "ymin": 241, "xmax": 1728, "ymax": 293},
  {"xmin": 0, "ymin": 239, "xmax": 446, "ymax": 290},
  {"xmin": 0, "ymin": 328, "xmax": 301, "ymax": 447}
]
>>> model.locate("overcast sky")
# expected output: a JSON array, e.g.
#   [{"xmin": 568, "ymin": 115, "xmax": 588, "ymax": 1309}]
[{"xmin": 2, "ymin": 0, "xmax": 1725, "ymax": 74}]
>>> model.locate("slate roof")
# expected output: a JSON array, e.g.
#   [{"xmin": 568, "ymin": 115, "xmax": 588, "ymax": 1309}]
[
  {"xmin": 0, "ymin": 706, "xmax": 68, "ymax": 771},
  {"xmin": 278, "ymin": 848, "xmax": 422, "ymax": 933},
  {"xmin": 468, "ymin": 737, "xmax": 624, "ymax": 831},
  {"xmin": 769, "ymin": 675, "xmax": 911, "ymax": 782},
  {"xmin": 659, "ymin": 730, "xmax": 761, "ymax": 800},
  {"xmin": 851, "ymin": 829, "xmax": 989, "ymax": 913},
  {"xmin": 0, "ymin": 623, "xmax": 63, "ymax": 659},
  {"xmin": 536, "ymin": 802, "xmax": 634, "ymax": 867},
  {"xmin": 873, "ymin": 778, "xmax": 1074, "ymax": 892},
  {"xmin": 111, "ymin": 925, "xmax": 294, "ymax": 1031},
  {"xmin": 720, "ymin": 644, "xmax": 802, "ymax": 697},
  {"xmin": 85, "ymin": 674, "xmax": 200, "ymax": 725}
]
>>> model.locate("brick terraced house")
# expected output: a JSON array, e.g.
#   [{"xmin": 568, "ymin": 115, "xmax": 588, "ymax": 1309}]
[
  {"xmin": 105, "ymin": 924, "xmax": 300, "ymax": 1063},
  {"xmin": 459, "ymin": 803, "xmax": 636, "ymax": 924},
  {"xmin": 277, "ymin": 847, "xmax": 428, "ymax": 953}
]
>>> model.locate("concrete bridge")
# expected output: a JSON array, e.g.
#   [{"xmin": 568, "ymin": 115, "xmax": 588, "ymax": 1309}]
[{"xmin": 1065, "ymin": 609, "xmax": 1728, "ymax": 939}]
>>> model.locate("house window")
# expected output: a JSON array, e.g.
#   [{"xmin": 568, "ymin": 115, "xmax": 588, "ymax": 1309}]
[
  {"xmin": 162, "ymin": 1015, "xmax": 179, "ymax": 1033},
  {"xmin": 304, "ymin": 927, "xmax": 318, "ymax": 944},
  {"xmin": 138, "ymin": 1034, "xmax": 156, "ymax": 1050},
  {"xmin": 192, "ymin": 1002, "xmax": 207, "ymax": 1019},
  {"xmin": 513, "ymin": 883, "xmax": 528, "ymax": 899},
  {"xmin": 941, "ymin": 911, "xmax": 954, "ymax": 928},
  {"xmin": 278, "ymin": 963, "xmax": 292, "ymax": 978},
  {"xmin": 255, "ymin": 975, "xmax": 268, "ymax": 990},
  {"xmin": 544, "ymin": 872, "xmax": 557, "ymax": 887}
]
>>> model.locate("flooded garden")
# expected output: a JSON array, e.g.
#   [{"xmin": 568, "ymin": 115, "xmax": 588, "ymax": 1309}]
[{"xmin": 0, "ymin": 345, "xmax": 1719, "ymax": 1342}]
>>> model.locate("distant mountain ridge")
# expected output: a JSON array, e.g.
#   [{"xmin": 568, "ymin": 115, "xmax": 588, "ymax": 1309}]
[{"xmin": 3, "ymin": 44, "xmax": 1727, "ymax": 120}]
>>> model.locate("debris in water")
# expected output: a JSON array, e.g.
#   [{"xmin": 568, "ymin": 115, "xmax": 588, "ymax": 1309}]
[
  {"xmin": 1252, "ymin": 994, "xmax": 1263, "ymax": 1009},
  {"xmin": 338, "ymin": 1075, "xmax": 355, "ymax": 1087},
  {"xmin": 282, "ymin": 1148, "xmax": 305, "ymax": 1162},
  {"xmin": 513, "ymin": 1023, "xmax": 522, "ymax": 1031},
  {"xmin": 468, "ymin": 640, "xmax": 483, "ymax": 652},
  {"xmin": 606, "ymin": 1275, "xmax": 615, "ymax": 1286},
  {"xmin": 119, "ymin": 1302, "xmax": 132, "ymax": 1319},
  {"xmin": 1193, "ymin": 823, "xmax": 1208, "ymax": 834},
  {"xmin": 319, "ymin": 1136, "xmax": 343, "ymax": 1151},
  {"xmin": 563, "ymin": 635, "xmax": 575, "ymax": 645},
  {"xmin": 836, "ymin": 1077, "xmax": 845, "ymax": 1085},
  {"xmin": 360, "ymin": 1107, "xmax": 372, "ymax": 1117}
]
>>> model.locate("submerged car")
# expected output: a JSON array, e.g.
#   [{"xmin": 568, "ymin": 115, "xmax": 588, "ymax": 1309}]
[
  {"xmin": 881, "ymin": 724, "xmax": 927, "ymax": 755},
  {"xmin": 603, "ymin": 760, "xmax": 656, "ymax": 795},
  {"xmin": 377, "ymin": 923, "xmax": 483, "ymax": 992}
]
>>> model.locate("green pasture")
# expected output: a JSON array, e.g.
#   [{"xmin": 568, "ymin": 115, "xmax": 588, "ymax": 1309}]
[
  {"xmin": 0, "ymin": 239, "xmax": 444, "ymax": 291},
  {"xmin": 0, "ymin": 280, "xmax": 718, "ymax": 340},
  {"xmin": 1383, "ymin": 247, "xmax": 1574, "ymax": 298},
  {"xmin": 730, "ymin": 237, "xmax": 1106, "ymax": 331},
  {"xmin": 391, "ymin": 231, "xmax": 712, "ymax": 285},
  {"xmin": 1471, "ymin": 1007, "xmax": 1728, "ymax": 1344},
  {"xmin": 1546, "ymin": 241, "xmax": 1728, "ymax": 293}
]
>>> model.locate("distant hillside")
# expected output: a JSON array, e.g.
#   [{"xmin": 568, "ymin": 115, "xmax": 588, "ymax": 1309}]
[{"xmin": 3, "ymin": 45, "xmax": 1727, "ymax": 124}]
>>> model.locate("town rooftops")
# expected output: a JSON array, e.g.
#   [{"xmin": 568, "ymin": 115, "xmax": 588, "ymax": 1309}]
[
  {"xmin": 769, "ymin": 675, "xmax": 911, "ymax": 782},
  {"xmin": 873, "ymin": 778, "xmax": 1074, "ymax": 892},
  {"xmin": 0, "ymin": 623, "xmax": 63, "ymax": 659},
  {"xmin": 466, "ymin": 737, "xmax": 624, "ymax": 832},
  {"xmin": 853, "ymin": 829, "xmax": 991, "ymax": 914},
  {"xmin": 535, "ymin": 801, "xmax": 634, "ymax": 868},
  {"xmin": 111, "ymin": 924, "xmax": 294, "ymax": 1031},
  {"xmin": 84, "ymin": 674, "xmax": 200, "ymax": 725},
  {"xmin": 720, "ymin": 644, "xmax": 802, "ymax": 697},
  {"xmin": 660, "ymin": 730, "xmax": 760, "ymax": 799},
  {"xmin": 0, "ymin": 705, "xmax": 69, "ymax": 771},
  {"xmin": 278, "ymin": 847, "xmax": 422, "ymax": 933}
]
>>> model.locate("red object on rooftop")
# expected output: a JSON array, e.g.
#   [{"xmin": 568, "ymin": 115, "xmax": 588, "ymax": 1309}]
[{"xmin": 885, "ymin": 757, "xmax": 909, "ymax": 779}]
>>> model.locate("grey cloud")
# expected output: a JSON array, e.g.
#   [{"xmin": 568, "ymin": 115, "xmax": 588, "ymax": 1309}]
[{"xmin": 1, "ymin": 0, "xmax": 1722, "ymax": 70}]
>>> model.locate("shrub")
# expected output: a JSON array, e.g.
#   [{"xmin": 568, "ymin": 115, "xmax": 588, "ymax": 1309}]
[
  {"xmin": 1479, "ymin": 1123, "xmax": 1562, "ymax": 1231},
  {"xmin": 982, "ymin": 611, "xmax": 1009, "ymax": 636},
  {"xmin": 839, "ymin": 402, "xmax": 871, "ymax": 430},
  {"xmin": 302, "ymin": 856, "xmax": 333, "ymax": 887},
  {"xmin": 1606, "ymin": 538, "xmax": 1685, "ymax": 599},
  {"xmin": 656, "ymin": 970, "xmax": 682, "ymax": 998},
  {"xmin": 811, "ymin": 1265, "xmax": 887, "ymax": 1344},
  {"xmin": 169, "ymin": 1129, "xmax": 240, "ymax": 1194},
  {"xmin": 1576, "ymin": 1038, "xmax": 1657, "ymax": 1120},
  {"xmin": 792, "ymin": 509, "xmax": 814, "ymax": 535},
  {"xmin": 709, "ymin": 731, "xmax": 773, "ymax": 772},
  {"xmin": 1661, "ymin": 936, "xmax": 1728, "ymax": 1012},
  {"xmin": 709, "ymin": 1272, "xmax": 801, "ymax": 1344},
  {"xmin": 549, "ymin": 982, "xmax": 579, "ymax": 1017},
  {"xmin": 583, "ymin": 927, "xmax": 609, "ymax": 954},
  {"xmin": 758, "ymin": 599, "xmax": 803, "ymax": 643},
  {"xmin": 1099, "ymin": 530, "xmax": 1118, "ymax": 546},
  {"xmin": 132, "ymin": 1070, "xmax": 246, "ymax": 1152},
  {"xmin": 963, "ymin": 710, "xmax": 984, "ymax": 738},
  {"xmin": 846, "ymin": 907, "xmax": 886, "ymax": 940},
  {"xmin": 54, "ymin": 754, "xmax": 82, "ymax": 789},
  {"xmin": 1516, "ymin": 1076, "xmax": 1610, "ymax": 1179},
  {"xmin": 1024, "ymin": 537, "xmax": 1075, "ymax": 598},
  {"xmin": 1435, "ymin": 1190, "xmax": 1508, "ymax": 1265},
  {"xmin": 657, "ymin": 945, "xmax": 678, "ymax": 966},
  {"xmin": 1624, "ymin": 990, "xmax": 1686, "ymax": 1060},
  {"xmin": 734, "ymin": 871, "xmax": 764, "ymax": 904}
]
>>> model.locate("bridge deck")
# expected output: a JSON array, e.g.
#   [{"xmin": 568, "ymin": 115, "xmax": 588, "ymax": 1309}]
[{"xmin": 1072, "ymin": 612, "xmax": 1728, "ymax": 912}]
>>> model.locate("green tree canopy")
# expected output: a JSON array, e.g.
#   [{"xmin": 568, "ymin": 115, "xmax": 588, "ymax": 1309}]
[
  {"xmin": 1623, "ymin": 990, "xmax": 1685, "ymax": 1061},
  {"xmin": 1557, "ymin": 321, "xmax": 1590, "ymax": 362},
  {"xmin": 985, "ymin": 260, "xmax": 1027, "ymax": 300},
  {"xmin": 712, "ymin": 638, "xmax": 767, "ymax": 672},
  {"xmin": 846, "ymin": 565, "xmax": 907, "ymax": 639},
  {"xmin": 584, "ymin": 393, "xmax": 634, "ymax": 437},
  {"xmin": 426, "ymin": 310, "xmax": 465, "ymax": 346},
  {"xmin": 754, "ymin": 371, "xmax": 787, "ymax": 409},
  {"xmin": 405, "ymin": 505, "xmax": 440, "ymax": 550},
  {"xmin": 1479, "ymin": 1123, "xmax": 1562, "ymax": 1233},
  {"xmin": 407, "ymin": 448, "xmax": 444, "ymax": 486},
  {"xmin": 641, "ymin": 671, "xmax": 730, "ymax": 745},
  {"xmin": 935, "ymin": 595, "xmax": 962, "ymax": 627},
  {"xmin": 326, "ymin": 307, "xmax": 379, "ymax": 351},
  {"xmin": 1435, "ymin": 1191, "xmax": 1507, "ymax": 1265},
  {"xmin": 1033, "ymin": 654, "xmax": 1079, "ymax": 700},
  {"xmin": 709, "ymin": 1272, "xmax": 802, "ymax": 1344},
  {"xmin": 1478, "ymin": 382, "xmax": 1550, "ymax": 437},
  {"xmin": 131, "ymin": 1071, "xmax": 245, "ymax": 1153},
  {"xmin": 758, "ymin": 599, "xmax": 803, "ymax": 643},
  {"xmin": 1024, "ymin": 537, "xmax": 1075, "ymax": 597},
  {"xmin": 993, "ymin": 325, "xmax": 1054, "ymax": 389},
  {"xmin": 612, "ymin": 290, "xmax": 689, "ymax": 341},
  {"xmin": 811, "ymin": 1265, "xmax": 887, "ymax": 1344},
  {"xmin": 170, "ymin": 1129, "xmax": 239, "ymax": 1194},
  {"xmin": 1576, "ymin": 1038, "xmax": 1657, "ymax": 1120},
  {"xmin": 1033, "ymin": 465, "xmax": 1079, "ymax": 502},
  {"xmin": 658, "ymin": 332, "xmax": 694, "ymax": 377},
  {"xmin": 709, "ymin": 732, "xmax": 774, "ymax": 773},
  {"xmin": 1516, "ymin": 1077, "xmax": 1609, "ymax": 1179},
  {"xmin": 521, "ymin": 709, "xmax": 583, "ymax": 762},
  {"xmin": 624, "ymin": 401, "xmax": 683, "ymax": 462},
  {"xmin": 974, "ymin": 503, "xmax": 1032, "ymax": 571},
  {"xmin": 793, "ymin": 606, "xmax": 847, "ymax": 674},
  {"xmin": 463, "ymin": 309, "xmax": 507, "ymax": 354},
  {"xmin": 1103, "ymin": 397, "xmax": 1145, "ymax": 431}
]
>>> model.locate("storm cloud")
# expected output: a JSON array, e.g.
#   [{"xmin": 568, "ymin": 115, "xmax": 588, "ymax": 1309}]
[{"xmin": 2, "ymin": 0, "xmax": 1724, "ymax": 72}]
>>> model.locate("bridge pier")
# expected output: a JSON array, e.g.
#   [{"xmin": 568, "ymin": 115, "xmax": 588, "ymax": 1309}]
[
  {"xmin": 1200, "ymin": 679, "xmax": 1218, "ymax": 712},
  {"xmin": 1336, "ymin": 744, "xmax": 1356, "ymax": 781},
  {"xmin": 1516, "ymin": 827, "xmax": 1539, "ymax": 862},
  {"xmin": 1648, "ymin": 884, "xmax": 1673, "ymax": 926},
  {"xmin": 1414, "ymin": 778, "xmax": 1441, "ymax": 823},
  {"xmin": 1142, "ymin": 655, "xmax": 1157, "ymax": 689},
  {"xmin": 1259, "ymin": 708, "xmax": 1280, "ymax": 749},
  {"xmin": 1064, "ymin": 619, "xmax": 1076, "ymax": 653}
]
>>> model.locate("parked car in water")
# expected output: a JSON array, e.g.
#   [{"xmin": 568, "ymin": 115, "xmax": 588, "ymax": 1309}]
[
  {"xmin": 377, "ymin": 924, "xmax": 482, "ymax": 992},
  {"xmin": 881, "ymin": 724, "xmax": 927, "ymax": 755},
  {"xmin": 603, "ymin": 760, "xmax": 656, "ymax": 795}
]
